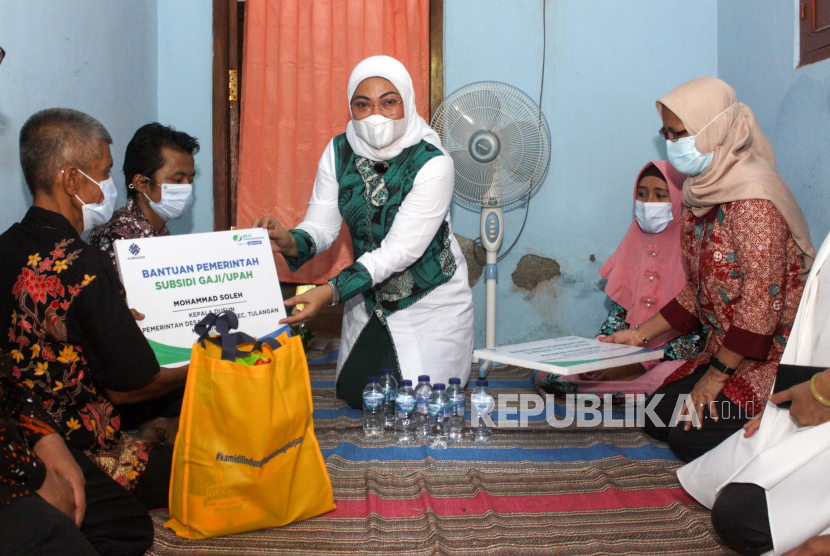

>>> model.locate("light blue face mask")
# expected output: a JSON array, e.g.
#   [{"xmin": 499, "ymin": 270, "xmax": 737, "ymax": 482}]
[
  {"xmin": 666, "ymin": 102, "xmax": 737, "ymax": 176},
  {"xmin": 666, "ymin": 136, "xmax": 713, "ymax": 176}
]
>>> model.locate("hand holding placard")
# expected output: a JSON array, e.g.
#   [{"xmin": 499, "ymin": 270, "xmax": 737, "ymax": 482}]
[
  {"xmin": 252, "ymin": 216, "xmax": 297, "ymax": 257},
  {"xmin": 282, "ymin": 285, "xmax": 333, "ymax": 326}
]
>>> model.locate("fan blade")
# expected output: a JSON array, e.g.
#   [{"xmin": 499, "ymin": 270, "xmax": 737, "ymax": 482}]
[{"xmin": 432, "ymin": 82, "xmax": 551, "ymax": 209}]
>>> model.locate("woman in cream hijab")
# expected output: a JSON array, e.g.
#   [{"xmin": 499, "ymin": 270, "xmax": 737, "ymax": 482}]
[
  {"xmin": 254, "ymin": 56, "xmax": 474, "ymax": 408},
  {"xmin": 602, "ymin": 77, "xmax": 813, "ymax": 462}
]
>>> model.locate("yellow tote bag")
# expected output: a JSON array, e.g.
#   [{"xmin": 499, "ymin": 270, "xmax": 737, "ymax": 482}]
[{"xmin": 165, "ymin": 312, "xmax": 335, "ymax": 539}]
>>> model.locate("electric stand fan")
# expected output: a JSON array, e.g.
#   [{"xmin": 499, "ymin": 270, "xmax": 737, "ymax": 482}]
[{"xmin": 431, "ymin": 82, "xmax": 551, "ymax": 377}]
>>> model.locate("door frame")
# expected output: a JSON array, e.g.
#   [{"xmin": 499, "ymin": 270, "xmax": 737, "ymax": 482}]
[
  {"xmin": 212, "ymin": 0, "xmax": 444, "ymax": 231},
  {"xmin": 429, "ymin": 0, "xmax": 444, "ymax": 120},
  {"xmin": 212, "ymin": 0, "xmax": 238, "ymax": 231}
]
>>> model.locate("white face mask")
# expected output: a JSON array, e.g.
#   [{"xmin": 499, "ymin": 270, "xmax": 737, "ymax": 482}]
[
  {"xmin": 144, "ymin": 181, "xmax": 193, "ymax": 222},
  {"xmin": 352, "ymin": 114, "xmax": 407, "ymax": 150},
  {"xmin": 75, "ymin": 170, "xmax": 117, "ymax": 231},
  {"xmin": 665, "ymin": 101, "xmax": 737, "ymax": 176},
  {"xmin": 635, "ymin": 200, "xmax": 673, "ymax": 234}
]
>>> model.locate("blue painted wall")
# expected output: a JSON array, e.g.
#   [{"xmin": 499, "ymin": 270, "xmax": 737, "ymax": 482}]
[
  {"xmin": 0, "ymin": 0, "xmax": 158, "ymax": 229},
  {"xmin": 0, "ymin": 0, "xmax": 214, "ymax": 235},
  {"xmin": 718, "ymin": 0, "xmax": 830, "ymax": 243},
  {"xmin": 2, "ymin": 1, "xmax": 826, "ymax": 352},
  {"xmin": 157, "ymin": 0, "xmax": 214, "ymax": 235},
  {"xmin": 444, "ymin": 0, "xmax": 719, "ymax": 347}
]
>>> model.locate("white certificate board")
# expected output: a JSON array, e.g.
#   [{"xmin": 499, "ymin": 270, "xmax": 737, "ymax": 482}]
[
  {"xmin": 114, "ymin": 228, "xmax": 288, "ymax": 366},
  {"xmin": 474, "ymin": 336, "xmax": 664, "ymax": 376}
]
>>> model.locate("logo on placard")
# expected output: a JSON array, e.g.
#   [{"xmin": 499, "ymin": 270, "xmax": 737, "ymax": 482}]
[
  {"xmin": 124, "ymin": 242, "xmax": 145, "ymax": 261},
  {"xmin": 232, "ymin": 232, "xmax": 262, "ymax": 246}
]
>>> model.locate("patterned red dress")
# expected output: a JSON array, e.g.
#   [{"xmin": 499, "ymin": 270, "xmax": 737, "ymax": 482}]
[{"xmin": 661, "ymin": 199, "xmax": 806, "ymax": 414}]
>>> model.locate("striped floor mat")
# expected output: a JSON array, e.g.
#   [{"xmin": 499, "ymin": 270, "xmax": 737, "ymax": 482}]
[{"xmin": 146, "ymin": 363, "xmax": 734, "ymax": 555}]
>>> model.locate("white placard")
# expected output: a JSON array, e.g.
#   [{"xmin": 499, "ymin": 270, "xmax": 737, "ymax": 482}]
[
  {"xmin": 114, "ymin": 228, "xmax": 288, "ymax": 366},
  {"xmin": 474, "ymin": 336, "xmax": 664, "ymax": 375}
]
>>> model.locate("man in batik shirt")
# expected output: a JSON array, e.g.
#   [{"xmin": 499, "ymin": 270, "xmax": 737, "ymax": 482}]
[
  {"xmin": 88, "ymin": 122, "xmax": 198, "ymax": 272},
  {"xmin": 0, "ymin": 108, "xmax": 188, "ymax": 510},
  {"xmin": 0, "ymin": 355, "xmax": 153, "ymax": 555}
]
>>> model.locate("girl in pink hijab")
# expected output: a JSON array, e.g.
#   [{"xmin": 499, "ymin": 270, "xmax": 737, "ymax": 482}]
[{"xmin": 538, "ymin": 160, "xmax": 706, "ymax": 396}]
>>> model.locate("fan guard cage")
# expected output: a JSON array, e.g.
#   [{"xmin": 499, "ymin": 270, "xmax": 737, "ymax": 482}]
[{"xmin": 431, "ymin": 81, "xmax": 551, "ymax": 210}]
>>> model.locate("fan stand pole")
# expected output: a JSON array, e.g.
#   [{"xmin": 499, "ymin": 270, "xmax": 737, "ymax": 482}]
[
  {"xmin": 479, "ymin": 206, "xmax": 504, "ymax": 379},
  {"xmin": 480, "ymin": 250, "xmax": 498, "ymax": 380},
  {"xmin": 484, "ymin": 249, "xmax": 498, "ymax": 350}
]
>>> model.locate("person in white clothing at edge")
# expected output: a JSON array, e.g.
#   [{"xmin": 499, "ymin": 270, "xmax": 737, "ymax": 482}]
[
  {"xmin": 254, "ymin": 56, "xmax": 474, "ymax": 408},
  {"xmin": 677, "ymin": 228, "xmax": 830, "ymax": 556}
]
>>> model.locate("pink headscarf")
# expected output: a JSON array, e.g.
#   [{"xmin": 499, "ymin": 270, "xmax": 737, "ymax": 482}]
[{"xmin": 599, "ymin": 160, "xmax": 688, "ymax": 347}]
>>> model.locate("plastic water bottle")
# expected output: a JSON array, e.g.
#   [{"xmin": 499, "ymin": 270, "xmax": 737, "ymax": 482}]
[
  {"xmin": 447, "ymin": 377, "xmax": 466, "ymax": 443},
  {"xmin": 471, "ymin": 380, "xmax": 494, "ymax": 444},
  {"xmin": 362, "ymin": 376, "xmax": 384, "ymax": 438},
  {"xmin": 379, "ymin": 368, "xmax": 398, "ymax": 428},
  {"xmin": 395, "ymin": 380, "xmax": 417, "ymax": 444},
  {"xmin": 414, "ymin": 375, "xmax": 433, "ymax": 439},
  {"xmin": 427, "ymin": 384, "xmax": 449, "ymax": 449}
]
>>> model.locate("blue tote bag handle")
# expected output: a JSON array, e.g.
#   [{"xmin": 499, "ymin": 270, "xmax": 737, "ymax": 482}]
[{"xmin": 194, "ymin": 311, "xmax": 258, "ymax": 362}]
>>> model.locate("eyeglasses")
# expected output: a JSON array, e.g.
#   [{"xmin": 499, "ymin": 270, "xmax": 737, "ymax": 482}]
[
  {"xmin": 659, "ymin": 127, "xmax": 690, "ymax": 142},
  {"xmin": 0, "ymin": 47, "xmax": 5, "ymax": 67},
  {"xmin": 350, "ymin": 98, "xmax": 403, "ymax": 118}
]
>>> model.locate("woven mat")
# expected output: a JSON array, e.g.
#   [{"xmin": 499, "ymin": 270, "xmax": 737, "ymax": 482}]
[{"xmin": 146, "ymin": 363, "xmax": 735, "ymax": 555}]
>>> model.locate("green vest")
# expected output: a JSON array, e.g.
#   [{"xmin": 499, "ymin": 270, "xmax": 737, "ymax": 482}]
[
  {"xmin": 332, "ymin": 134, "xmax": 457, "ymax": 318},
  {"xmin": 286, "ymin": 134, "xmax": 458, "ymax": 321}
]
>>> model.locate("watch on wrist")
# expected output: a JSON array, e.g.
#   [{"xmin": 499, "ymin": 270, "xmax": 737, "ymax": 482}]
[{"xmin": 709, "ymin": 356, "xmax": 736, "ymax": 376}]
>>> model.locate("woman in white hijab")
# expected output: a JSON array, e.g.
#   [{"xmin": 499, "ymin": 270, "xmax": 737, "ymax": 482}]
[
  {"xmin": 254, "ymin": 56, "xmax": 474, "ymax": 408},
  {"xmin": 677, "ymin": 228, "xmax": 830, "ymax": 556}
]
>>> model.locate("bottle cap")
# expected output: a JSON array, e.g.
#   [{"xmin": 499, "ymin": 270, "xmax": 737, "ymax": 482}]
[
  {"xmin": 475, "ymin": 380, "xmax": 489, "ymax": 387},
  {"xmin": 418, "ymin": 375, "xmax": 430, "ymax": 382},
  {"xmin": 367, "ymin": 376, "xmax": 379, "ymax": 383},
  {"xmin": 449, "ymin": 378, "xmax": 461, "ymax": 385},
  {"xmin": 433, "ymin": 383, "xmax": 446, "ymax": 390},
  {"xmin": 400, "ymin": 380, "xmax": 412, "ymax": 387},
  {"xmin": 381, "ymin": 368, "xmax": 394, "ymax": 375}
]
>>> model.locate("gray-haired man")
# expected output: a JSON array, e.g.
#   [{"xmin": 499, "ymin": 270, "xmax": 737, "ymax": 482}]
[{"xmin": 0, "ymin": 108, "xmax": 188, "ymax": 554}]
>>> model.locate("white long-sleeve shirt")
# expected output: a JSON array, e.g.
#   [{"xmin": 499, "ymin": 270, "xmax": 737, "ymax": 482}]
[{"xmin": 294, "ymin": 139, "xmax": 455, "ymax": 290}]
